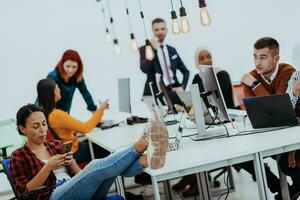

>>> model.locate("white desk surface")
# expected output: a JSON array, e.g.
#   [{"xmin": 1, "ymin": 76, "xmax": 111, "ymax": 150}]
[{"xmin": 86, "ymin": 115, "xmax": 300, "ymax": 180}]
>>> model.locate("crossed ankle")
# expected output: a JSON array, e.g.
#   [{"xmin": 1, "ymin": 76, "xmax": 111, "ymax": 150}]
[
  {"xmin": 135, "ymin": 136, "xmax": 149, "ymax": 154},
  {"xmin": 140, "ymin": 155, "xmax": 148, "ymax": 168}
]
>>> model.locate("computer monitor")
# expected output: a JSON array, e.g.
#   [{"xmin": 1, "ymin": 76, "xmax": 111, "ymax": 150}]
[
  {"xmin": 198, "ymin": 65, "xmax": 231, "ymax": 122},
  {"xmin": 118, "ymin": 78, "xmax": 131, "ymax": 113},
  {"xmin": 190, "ymin": 84, "xmax": 228, "ymax": 140},
  {"xmin": 155, "ymin": 73, "xmax": 178, "ymax": 115}
]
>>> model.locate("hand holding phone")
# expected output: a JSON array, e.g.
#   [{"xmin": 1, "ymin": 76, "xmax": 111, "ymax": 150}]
[{"xmin": 60, "ymin": 141, "xmax": 72, "ymax": 154}]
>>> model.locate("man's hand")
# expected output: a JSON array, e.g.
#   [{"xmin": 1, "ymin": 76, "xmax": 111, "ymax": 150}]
[
  {"xmin": 150, "ymin": 37, "xmax": 159, "ymax": 50},
  {"xmin": 292, "ymin": 79, "xmax": 300, "ymax": 97},
  {"xmin": 241, "ymin": 74, "xmax": 257, "ymax": 87},
  {"xmin": 288, "ymin": 151, "xmax": 296, "ymax": 168},
  {"xmin": 172, "ymin": 86, "xmax": 184, "ymax": 93}
]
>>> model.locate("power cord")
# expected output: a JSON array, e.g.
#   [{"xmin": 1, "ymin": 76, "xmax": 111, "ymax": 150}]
[{"xmin": 217, "ymin": 168, "xmax": 230, "ymax": 200}]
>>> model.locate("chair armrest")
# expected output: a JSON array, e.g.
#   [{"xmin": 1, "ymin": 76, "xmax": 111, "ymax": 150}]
[
  {"xmin": 19, "ymin": 185, "xmax": 47, "ymax": 200},
  {"xmin": 0, "ymin": 145, "xmax": 14, "ymax": 157}
]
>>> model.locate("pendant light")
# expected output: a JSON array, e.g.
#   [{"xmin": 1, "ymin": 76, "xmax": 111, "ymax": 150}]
[
  {"xmin": 198, "ymin": 0, "xmax": 212, "ymax": 26},
  {"xmin": 179, "ymin": 0, "xmax": 190, "ymax": 33},
  {"xmin": 138, "ymin": 0, "xmax": 154, "ymax": 60},
  {"xmin": 124, "ymin": 0, "xmax": 139, "ymax": 52},
  {"xmin": 169, "ymin": 0, "xmax": 180, "ymax": 34}
]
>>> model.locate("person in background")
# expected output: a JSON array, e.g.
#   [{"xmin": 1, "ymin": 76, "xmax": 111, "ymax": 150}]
[
  {"xmin": 172, "ymin": 47, "xmax": 237, "ymax": 197},
  {"xmin": 47, "ymin": 49, "xmax": 97, "ymax": 113},
  {"xmin": 10, "ymin": 104, "xmax": 151, "ymax": 200},
  {"xmin": 37, "ymin": 78, "xmax": 110, "ymax": 163},
  {"xmin": 139, "ymin": 18, "xmax": 189, "ymax": 105}
]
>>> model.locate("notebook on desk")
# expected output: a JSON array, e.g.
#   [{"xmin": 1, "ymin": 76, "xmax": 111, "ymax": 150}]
[{"xmin": 243, "ymin": 93, "xmax": 298, "ymax": 129}]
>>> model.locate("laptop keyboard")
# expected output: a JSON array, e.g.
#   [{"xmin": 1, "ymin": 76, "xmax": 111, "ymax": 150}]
[{"xmin": 167, "ymin": 138, "xmax": 180, "ymax": 151}]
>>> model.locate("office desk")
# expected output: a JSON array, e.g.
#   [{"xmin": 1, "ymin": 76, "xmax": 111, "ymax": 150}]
[{"xmin": 85, "ymin": 110, "xmax": 300, "ymax": 200}]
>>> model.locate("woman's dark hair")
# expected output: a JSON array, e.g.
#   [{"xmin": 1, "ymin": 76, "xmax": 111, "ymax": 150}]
[
  {"xmin": 37, "ymin": 78, "xmax": 56, "ymax": 118},
  {"xmin": 16, "ymin": 104, "xmax": 44, "ymax": 135}
]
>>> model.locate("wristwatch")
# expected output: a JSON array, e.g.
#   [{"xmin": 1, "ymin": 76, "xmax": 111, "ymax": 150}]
[{"xmin": 251, "ymin": 80, "xmax": 260, "ymax": 89}]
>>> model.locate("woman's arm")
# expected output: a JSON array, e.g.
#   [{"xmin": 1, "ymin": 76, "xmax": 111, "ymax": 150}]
[
  {"xmin": 49, "ymin": 108, "xmax": 105, "ymax": 134},
  {"xmin": 26, "ymin": 154, "xmax": 66, "ymax": 190},
  {"xmin": 77, "ymin": 79, "xmax": 97, "ymax": 112}
]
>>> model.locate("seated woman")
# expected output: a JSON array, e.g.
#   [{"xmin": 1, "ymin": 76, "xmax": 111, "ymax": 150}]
[
  {"xmin": 37, "ymin": 78, "xmax": 110, "ymax": 163},
  {"xmin": 192, "ymin": 47, "xmax": 236, "ymax": 109},
  {"xmin": 10, "ymin": 104, "xmax": 151, "ymax": 200}
]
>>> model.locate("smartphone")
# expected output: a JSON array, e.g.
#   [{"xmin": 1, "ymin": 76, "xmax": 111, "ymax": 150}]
[{"xmin": 60, "ymin": 141, "xmax": 72, "ymax": 154}]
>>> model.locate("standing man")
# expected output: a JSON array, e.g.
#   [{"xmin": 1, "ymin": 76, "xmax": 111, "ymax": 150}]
[
  {"xmin": 139, "ymin": 18, "xmax": 189, "ymax": 104},
  {"xmin": 241, "ymin": 37, "xmax": 300, "ymax": 200}
]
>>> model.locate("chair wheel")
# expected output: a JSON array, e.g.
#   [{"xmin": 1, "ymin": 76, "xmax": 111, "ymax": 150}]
[{"xmin": 213, "ymin": 180, "xmax": 221, "ymax": 188}]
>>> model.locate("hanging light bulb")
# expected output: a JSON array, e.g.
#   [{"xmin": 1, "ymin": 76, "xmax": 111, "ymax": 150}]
[
  {"xmin": 145, "ymin": 39, "xmax": 154, "ymax": 61},
  {"xmin": 113, "ymin": 39, "xmax": 121, "ymax": 55},
  {"xmin": 105, "ymin": 28, "xmax": 112, "ymax": 42},
  {"xmin": 179, "ymin": 7, "xmax": 190, "ymax": 33},
  {"xmin": 130, "ymin": 33, "xmax": 139, "ymax": 52},
  {"xmin": 199, "ymin": 0, "xmax": 211, "ymax": 26},
  {"xmin": 171, "ymin": 10, "xmax": 180, "ymax": 34}
]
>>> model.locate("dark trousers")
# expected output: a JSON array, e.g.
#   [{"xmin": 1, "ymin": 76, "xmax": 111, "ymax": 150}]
[
  {"xmin": 237, "ymin": 160, "xmax": 281, "ymax": 194},
  {"xmin": 74, "ymin": 140, "xmax": 110, "ymax": 163},
  {"xmin": 279, "ymin": 152, "xmax": 300, "ymax": 196}
]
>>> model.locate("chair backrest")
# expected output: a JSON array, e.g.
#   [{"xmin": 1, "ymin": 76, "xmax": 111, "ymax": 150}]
[
  {"xmin": 232, "ymin": 83, "xmax": 246, "ymax": 110},
  {"xmin": 105, "ymin": 194, "xmax": 124, "ymax": 200},
  {"xmin": 0, "ymin": 119, "xmax": 26, "ymax": 156},
  {"xmin": 1, "ymin": 157, "xmax": 20, "ymax": 200}
]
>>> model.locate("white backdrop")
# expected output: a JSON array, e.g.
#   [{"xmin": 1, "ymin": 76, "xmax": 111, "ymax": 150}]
[{"xmin": 1, "ymin": 0, "xmax": 300, "ymax": 120}]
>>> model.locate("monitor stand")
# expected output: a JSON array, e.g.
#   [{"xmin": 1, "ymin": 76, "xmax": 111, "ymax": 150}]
[
  {"xmin": 190, "ymin": 84, "xmax": 228, "ymax": 140},
  {"xmin": 191, "ymin": 127, "xmax": 227, "ymax": 141}
]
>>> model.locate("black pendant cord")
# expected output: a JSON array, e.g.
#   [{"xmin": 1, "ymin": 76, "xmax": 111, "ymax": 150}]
[
  {"xmin": 124, "ymin": 0, "xmax": 133, "ymax": 34},
  {"xmin": 179, "ymin": 0, "xmax": 183, "ymax": 7},
  {"xmin": 98, "ymin": 0, "xmax": 110, "ymax": 33},
  {"xmin": 106, "ymin": 0, "xmax": 117, "ymax": 38},
  {"xmin": 138, "ymin": 0, "xmax": 149, "ymax": 39},
  {"xmin": 170, "ymin": 0, "xmax": 174, "ymax": 10}
]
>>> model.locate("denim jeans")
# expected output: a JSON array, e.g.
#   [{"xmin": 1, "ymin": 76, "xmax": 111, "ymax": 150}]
[
  {"xmin": 73, "ymin": 140, "xmax": 110, "ymax": 163},
  {"xmin": 49, "ymin": 145, "xmax": 143, "ymax": 200}
]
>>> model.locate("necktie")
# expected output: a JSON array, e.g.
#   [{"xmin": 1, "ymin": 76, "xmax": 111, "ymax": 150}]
[{"xmin": 160, "ymin": 45, "xmax": 172, "ymax": 85}]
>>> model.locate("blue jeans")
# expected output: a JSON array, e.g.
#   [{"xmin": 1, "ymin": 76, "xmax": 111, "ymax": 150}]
[{"xmin": 49, "ymin": 145, "xmax": 143, "ymax": 200}]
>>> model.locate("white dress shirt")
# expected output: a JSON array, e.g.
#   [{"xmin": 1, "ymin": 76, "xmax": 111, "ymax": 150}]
[{"xmin": 156, "ymin": 43, "xmax": 174, "ymax": 85}]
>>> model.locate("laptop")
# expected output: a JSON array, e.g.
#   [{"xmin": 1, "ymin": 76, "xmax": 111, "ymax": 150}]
[
  {"xmin": 167, "ymin": 111, "xmax": 187, "ymax": 151},
  {"xmin": 243, "ymin": 94, "xmax": 298, "ymax": 129}
]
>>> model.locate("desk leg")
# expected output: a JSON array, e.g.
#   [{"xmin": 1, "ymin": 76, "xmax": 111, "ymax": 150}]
[
  {"xmin": 253, "ymin": 152, "xmax": 270, "ymax": 200},
  {"xmin": 162, "ymin": 180, "xmax": 172, "ymax": 200},
  {"xmin": 88, "ymin": 140, "xmax": 95, "ymax": 160},
  {"xmin": 115, "ymin": 176, "xmax": 126, "ymax": 200},
  {"xmin": 151, "ymin": 176, "xmax": 161, "ymax": 200},
  {"xmin": 228, "ymin": 166, "xmax": 235, "ymax": 191},
  {"xmin": 196, "ymin": 172, "xmax": 211, "ymax": 200}
]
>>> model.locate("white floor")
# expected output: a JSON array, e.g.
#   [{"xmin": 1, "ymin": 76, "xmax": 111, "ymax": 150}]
[{"xmin": 0, "ymin": 158, "xmax": 294, "ymax": 200}]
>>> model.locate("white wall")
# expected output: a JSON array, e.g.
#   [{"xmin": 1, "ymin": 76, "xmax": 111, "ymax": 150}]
[{"xmin": 1, "ymin": 0, "xmax": 300, "ymax": 120}]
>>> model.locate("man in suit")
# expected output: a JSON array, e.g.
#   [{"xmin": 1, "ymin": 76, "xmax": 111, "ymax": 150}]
[{"xmin": 139, "ymin": 18, "xmax": 189, "ymax": 104}]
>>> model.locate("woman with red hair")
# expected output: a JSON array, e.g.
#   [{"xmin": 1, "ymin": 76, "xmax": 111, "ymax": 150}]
[{"xmin": 47, "ymin": 49, "xmax": 97, "ymax": 113}]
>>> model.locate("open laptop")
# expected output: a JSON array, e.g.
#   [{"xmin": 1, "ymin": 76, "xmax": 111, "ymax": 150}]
[{"xmin": 243, "ymin": 93, "xmax": 298, "ymax": 129}]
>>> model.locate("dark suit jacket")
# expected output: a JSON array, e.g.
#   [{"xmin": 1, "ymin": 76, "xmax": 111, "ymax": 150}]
[{"xmin": 139, "ymin": 44, "xmax": 190, "ymax": 96}]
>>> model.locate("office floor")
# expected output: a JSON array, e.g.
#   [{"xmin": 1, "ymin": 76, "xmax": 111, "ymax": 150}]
[{"xmin": 0, "ymin": 158, "xmax": 292, "ymax": 200}]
